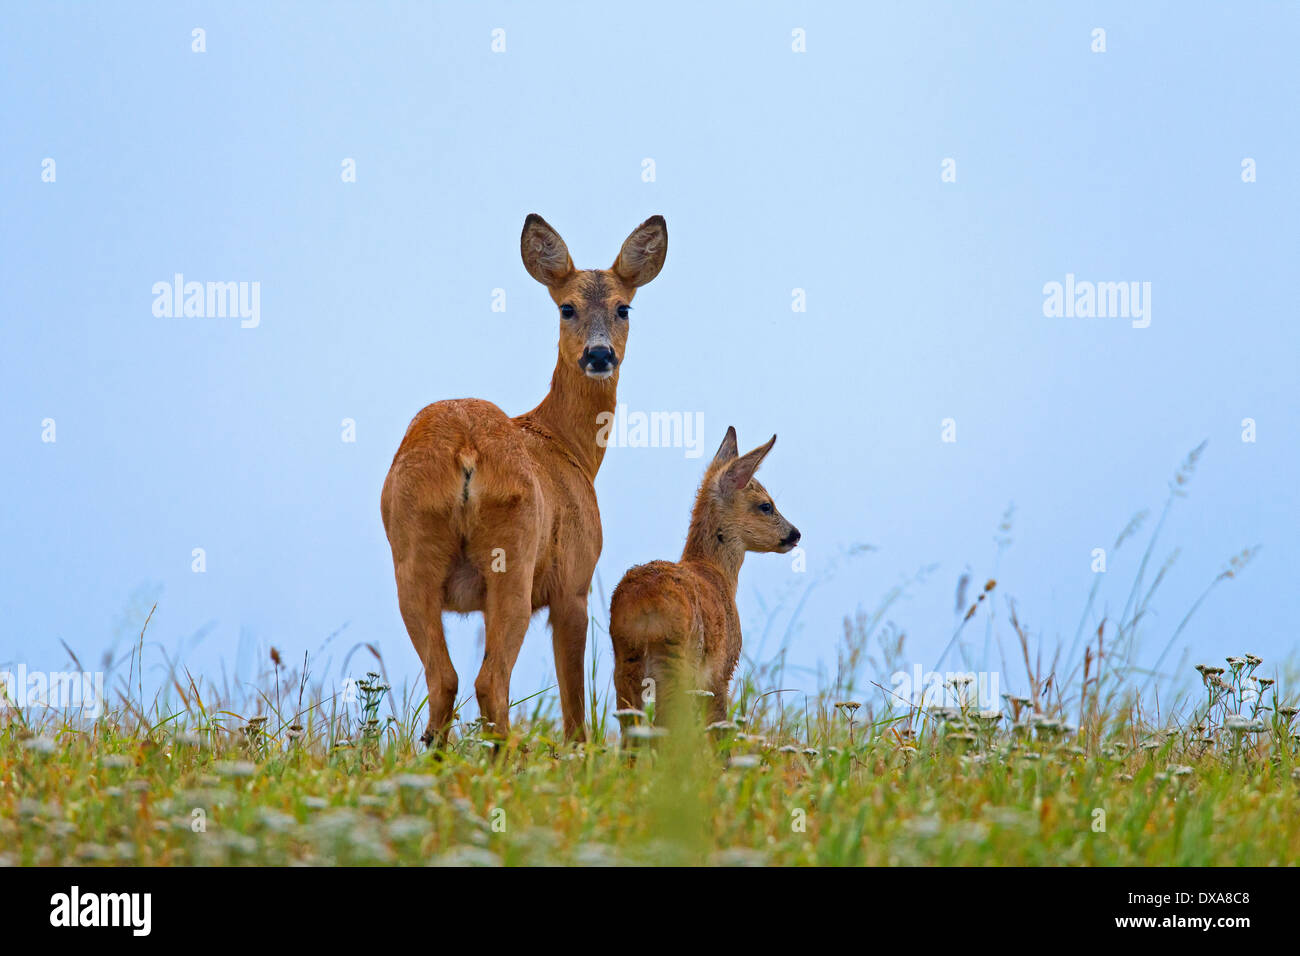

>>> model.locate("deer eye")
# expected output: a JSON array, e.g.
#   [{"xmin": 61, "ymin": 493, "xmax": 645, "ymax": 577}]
[
  {"xmin": 616, "ymin": 305, "xmax": 630, "ymax": 319},
  {"xmin": 758, "ymin": 502, "xmax": 773, "ymax": 514},
  {"xmin": 560, "ymin": 304, "xmax": 576, "ymax": 319}
]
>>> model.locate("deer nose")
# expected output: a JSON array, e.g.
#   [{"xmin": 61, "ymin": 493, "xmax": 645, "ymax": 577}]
[
  {"xmin": 582, "ymin": 346, "xmax": 618, "ymax": 374},
  {"xmin": 783, "ymin": 527, "xmax": 801, "ymax": 547}
]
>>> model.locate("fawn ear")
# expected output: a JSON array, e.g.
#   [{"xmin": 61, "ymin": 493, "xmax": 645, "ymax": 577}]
[
  {"xmin": 521, "ymin": 214, "xmax": 574, "ymax": 287},
  {"xmin": 719, "ymin": 434, "xmax": 776, "ymax": 495},
  {"xmin": 613, "ymin": 215, "xmax": 667, "ymax": 287},
  {"xmin": 710, "ymin": 426, "xmax": 739, "ymax": 469}
]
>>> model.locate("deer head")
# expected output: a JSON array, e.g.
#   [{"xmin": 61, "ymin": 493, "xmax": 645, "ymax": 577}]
[
  {"xmin": 702, "ymin": 427, "xmax": 801, "ymax": 555},
  {"xmin": 520, "ymin": 214, "xmax": 667, "ymax": 381}
]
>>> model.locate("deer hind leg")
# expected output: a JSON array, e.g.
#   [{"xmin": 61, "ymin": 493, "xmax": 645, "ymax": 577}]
[
  {"xmin": 612, "ymin": 652, "xmax": 645, "ymax": 714},
  {"xmin": 471, "ymin": 537, "xmax": 534, "ymax": 741},
  {"xmin": 707, "ymin": 679, "xmax": 728, "ymax": 725},
  {"xmin": 394, "ymin": 555, "xmax": 458, "ymax": 749},
  {"xmin": 548, "ymin": 595, "xmax": 590, "ymax": 743},
  {"xmin": 644, "ymin": 646, "xmax": 674, "ymax": 726},
  {"xmin": 612, "ymin": 651, "xmax": 648, "ymax": 748}
]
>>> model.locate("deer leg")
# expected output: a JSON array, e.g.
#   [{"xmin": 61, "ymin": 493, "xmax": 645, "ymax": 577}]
[
  {"xmin": 395, "ymin": 558, "xmax": 457, "ymax": 749},
  {"xmin": 548, "ymin": 595, "xmax": 589, "ymax": 742},
  {"xmin": 707, "ymin": 682, "xmax": 728, "ymax": 725},
  {"xmin": 613, "ymin": 654, "xmax": 645, "ymax": 713},
  {"xmin": 613, "ymin": 653, "xmax": 648, "ymax": 749},
  {"xmin": 474, "ymin": 570, "xmax": 533, "ymax": 741}
]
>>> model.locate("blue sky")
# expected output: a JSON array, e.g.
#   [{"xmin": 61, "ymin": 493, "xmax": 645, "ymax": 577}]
[{"xmin": 2, "ymin": 2, "xmax": 1296, "ymax": 717}]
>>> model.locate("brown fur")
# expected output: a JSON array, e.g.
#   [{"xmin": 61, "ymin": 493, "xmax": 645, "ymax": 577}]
[
  {"xmin": 609, "ymin": 427, "xmax": 800, "ymax": 730},
  {"xmin": 381, "ymin": 214, "xmax": 667, "ymax": 746}
]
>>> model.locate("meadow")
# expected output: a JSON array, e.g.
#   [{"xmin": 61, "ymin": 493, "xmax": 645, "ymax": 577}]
[
  {"xmin": 3, "ymin": 448, "xmax": 1295, "ymax": 867},
  {"xmin": 4, "ymin": 629, "xmax": 1296, "ymax": 867}
]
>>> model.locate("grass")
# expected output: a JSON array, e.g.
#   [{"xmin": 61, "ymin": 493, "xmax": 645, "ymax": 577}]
[
  {"xmin": 3, "ymin": 444, "xmax": 1295, "ymax": 866},
  {"xmin": 3, "ymin": 648, "xmax": 1298, "ymax": 866}
]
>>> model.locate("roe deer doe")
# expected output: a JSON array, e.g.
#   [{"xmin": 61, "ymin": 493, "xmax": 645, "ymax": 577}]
[
  {"xmin": 381, "ymin": 214, "xmax": 667, "ymax": 746},
  {"xmin": 609, "ymin": 427, "xmax": 800, "ymax": 731}
]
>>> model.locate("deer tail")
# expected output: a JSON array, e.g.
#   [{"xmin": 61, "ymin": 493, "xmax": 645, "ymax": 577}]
[{"xmin": 455, "ymin": 447, "xmax": 477, "ymax": 507}]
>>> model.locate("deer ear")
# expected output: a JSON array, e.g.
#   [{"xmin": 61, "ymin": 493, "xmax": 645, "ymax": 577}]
[
  {"xmin": 521, "ymin": 214, "xmax": 574, "ymax": 286},
  {"xmin": 710, "ymin": 426, "xmax": 739, "ymax": 469},
  {"xmin": 719, "ymin": 434, "xmax": 776, "ymax": 495},
  {"xmin": 613, "ymin": 215, "xmax": 667, "ymax": 287}
]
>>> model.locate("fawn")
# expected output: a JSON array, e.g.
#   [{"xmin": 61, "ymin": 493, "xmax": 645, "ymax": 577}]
[
  {"xmin": 381, "ymin": 214, "xmax": 667, "ymax": 747},
  {"xmin": 609, "ymin": 427, "xmax": 800, "ymax": 730}
]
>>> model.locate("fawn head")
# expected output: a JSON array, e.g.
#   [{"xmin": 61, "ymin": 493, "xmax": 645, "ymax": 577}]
[
  {"xmin": 705, "ymin": 427, "xmax": 801, "ymax": 554},
  {"xmin": 520, "ymin": 214, "xmax": 667, "ymax": 380}
]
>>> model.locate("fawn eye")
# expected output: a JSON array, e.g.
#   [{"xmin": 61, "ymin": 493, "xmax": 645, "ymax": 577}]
[
  {"xmin": 616, "ymin": 305, "xmax": 630, "ymax": 319},
  {"xmin": 560, "ymin": 304, "xmax": 576, "ymax": 319},
  {"xmin": 759, "ymin": 502, "xmax": 773, "ymax": 514}
]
